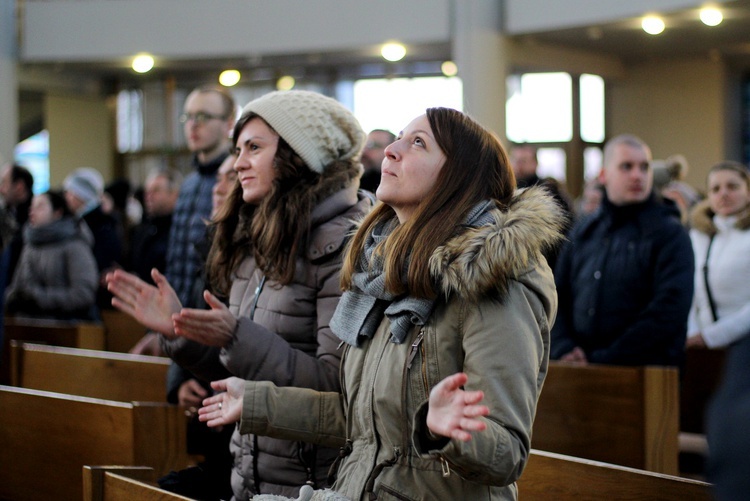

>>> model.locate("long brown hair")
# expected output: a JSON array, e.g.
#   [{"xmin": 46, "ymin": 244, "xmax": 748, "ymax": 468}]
[
  {"xmin": 341, "ymin": 107, "xmax": 516, "ymax": 299},
  {"xmin": 207, "ymin": 113, "xmax": 359, "ymax": 295}
]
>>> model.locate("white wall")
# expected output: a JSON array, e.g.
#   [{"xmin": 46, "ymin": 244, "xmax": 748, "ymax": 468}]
[{"xmin": 22, "ymin": 0, "xmax": 451, "ymax": 62}]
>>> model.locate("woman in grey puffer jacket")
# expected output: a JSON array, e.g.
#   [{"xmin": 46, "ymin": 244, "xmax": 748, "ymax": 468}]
[
  {"xmin": 5, "ymin": 190, "xmax": 98, "ymax": 320},
  {"xmin": 107, "ymin": 90, "xmax": 372, "ymax": 500}
]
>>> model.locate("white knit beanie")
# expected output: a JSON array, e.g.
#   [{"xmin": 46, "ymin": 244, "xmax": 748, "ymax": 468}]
[
  {"xmin": 63, "ymin": 167, "xmax": 104, "ymax": 205},
  {"xmin": 241, "ymin": 90, "xmax": 365, "ymax": 174}
]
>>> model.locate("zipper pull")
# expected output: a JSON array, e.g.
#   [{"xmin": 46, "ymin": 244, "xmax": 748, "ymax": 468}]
[
  {"xmin": 406, "ymin": 329, "xmax": 425, "ymax": 369},
  {"xmin": 439, "ymin": 455, "xmax": 451, "ymax": 477}
]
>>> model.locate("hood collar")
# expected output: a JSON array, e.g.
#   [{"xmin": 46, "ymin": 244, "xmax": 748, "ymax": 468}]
[
  {"xmin": 429, "ymin": 185, "xmax": 566, "ymax": 301},
  {"xmin": 690, "ymin": 199, "xmax": 750, "ymax": 235}
]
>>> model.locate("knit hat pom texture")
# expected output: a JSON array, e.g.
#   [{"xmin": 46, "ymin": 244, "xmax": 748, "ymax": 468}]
[{"xmin": 241, "ymin": 90, "xmax": 365, "ymax": 174}]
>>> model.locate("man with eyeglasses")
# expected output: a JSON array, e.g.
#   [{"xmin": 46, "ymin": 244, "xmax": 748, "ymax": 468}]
[
  {"xmin": 168, "ymin": 85, "xmax": 236, "ymax": 309},
  {"xmin": 128, "ymin": 85, "xmax": 237, "ymax": 500},
  {"xmin": 132, "ymin": 85, "xmax": 235, "ymax": 354},
  {"xmin": 359, "ymin": 129, "xmax": 395, "ymax": 194}
]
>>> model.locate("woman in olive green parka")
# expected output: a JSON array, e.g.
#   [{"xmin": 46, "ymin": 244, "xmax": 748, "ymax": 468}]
[{"xmin": 201, "ymin": 108, "xmax": 566, "ymax": 501}]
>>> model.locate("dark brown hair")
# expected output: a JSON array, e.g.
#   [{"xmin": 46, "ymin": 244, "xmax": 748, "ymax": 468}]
[
  {"xmin": 341, "ymin": 107, "xmax": 516, "ymax": 299},
  {"xmin": 206, "ymin": 113, "xmax": 358, "ymax": 294}
]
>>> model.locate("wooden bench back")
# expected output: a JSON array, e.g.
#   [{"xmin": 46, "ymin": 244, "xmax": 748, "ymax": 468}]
[
  {"xmin": 101, "ymin": 310, "xmax": 148, "ymax": 353},
  {"xmin": 10, "ymin": 342, "xmax": 171, "ymax": 402},
  {"xmin": 1, "ymin": 317, "xmax": 105, "ymax": 384},
  {"xmin": 518, "ymin": 449, "xmax": 712, "ymax": 500},
  {"xmin": 0, "ymin": 385, "xmax": 189, "ymax": 501},
  {"xmin": 532, "ymin": 362, "xmax": 679, "ymax": 474},
  {"xmin": 83, "ymin": 466, "xmax": 196, "ymax": 501}
]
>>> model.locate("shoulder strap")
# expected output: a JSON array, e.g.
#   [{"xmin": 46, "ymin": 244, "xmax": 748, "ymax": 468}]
[{"xmin": 703, "ymin": 234, "xmax": 719, "ymax": 322}]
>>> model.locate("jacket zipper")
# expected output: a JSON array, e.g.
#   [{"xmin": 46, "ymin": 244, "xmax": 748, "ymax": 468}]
[{"xmin": 409, "ymin": 328, "xmax": 454, "ymax": 478}]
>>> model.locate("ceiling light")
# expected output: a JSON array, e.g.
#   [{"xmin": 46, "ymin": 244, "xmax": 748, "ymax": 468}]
[
  {"xmin": 700, "ymin": 7, "xmax": 723, "ymax": 26},
  {"xmin": 381, "ymin": 42, "xmax": 406, "ymax": 62},
  {"xmin": 641, "ymin": 15, "xmax": 665, "ymax": 35},
  {"xmin": 441, "ymin": 60, "xmax": 458, "ymax": 77},
  {"xmin": 276, "ymin": 75, "xmax": 295, "ymax": 91},
  {"xmin": 132, "ymin": 54, "xmax": 154, "ymax": 73},
  {"xmin": 219, "ymin": 69, "xmax": 241, "ymax": 87}
]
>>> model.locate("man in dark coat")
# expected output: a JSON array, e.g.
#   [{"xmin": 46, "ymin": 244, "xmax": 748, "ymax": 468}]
[
  {"xmin": 127, "ymin": 168, "xmax": 181, "ymax": 283},
  {"xmin": 551, "ymin": 134, "xmax": 694, "ymax": 367}
]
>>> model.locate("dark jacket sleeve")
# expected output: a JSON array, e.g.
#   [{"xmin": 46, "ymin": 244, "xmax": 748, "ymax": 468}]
[
  {"xmin": 550, "ymin": 238, "xmax": 578, "ymax": 359},
  {"xmin": 160, "ymin": 335, "xmax": 234, "ymax": 383}
]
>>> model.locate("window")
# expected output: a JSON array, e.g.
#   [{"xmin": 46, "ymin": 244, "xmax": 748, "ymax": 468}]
[
  {"xmin": 506, "ymin": 72, "xmax": 606, "ymax": 193},
  {"xmin": 117, "ymin": 89, "xmax": 143, "ymax": 153},
  {"xmin": 352, "ymin": 77, "xmax": 463, "ymax": 136},
  {"xmin": 14, "ymin": 130, "xmax": 50, "ymax": 194},
  {"xmin": 506, "ymin": 72, "xmax": 572, "ymax": 143}
]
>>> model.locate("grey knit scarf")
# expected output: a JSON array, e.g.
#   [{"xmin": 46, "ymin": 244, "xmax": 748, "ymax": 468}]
[{"xmin": 331, "ymin": 200, "xmax": 495, "ymax": 347}]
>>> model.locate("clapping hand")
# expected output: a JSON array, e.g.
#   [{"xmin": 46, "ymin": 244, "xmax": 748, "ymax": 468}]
[
  {"xmin": 106, "ymin": 268, "xmax": 182, "ymax": 336},
  {"xmin": 172, "ymin": 290, "xmax": 238, "ymax": 347}
]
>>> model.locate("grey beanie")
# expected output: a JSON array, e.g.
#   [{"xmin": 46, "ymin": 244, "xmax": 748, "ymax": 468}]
[
  {"xmin": 63, "ymin": 167, "xmax": 104, "ymax": 205},
  {"xmin": 241, "ymin": 90, "xmax": 365, "ymax": 174}
]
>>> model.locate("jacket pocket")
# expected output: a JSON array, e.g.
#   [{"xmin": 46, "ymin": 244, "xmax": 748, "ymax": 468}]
[{"xmin": 377, "ymin": 484, "xmax": 418, "ymax": 501}]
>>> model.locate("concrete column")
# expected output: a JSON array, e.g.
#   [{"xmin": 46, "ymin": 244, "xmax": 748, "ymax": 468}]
[
  {"xmin": 452, "ymin": 0, "xmax": 509, "ymax": 144},
  {"xmin": 0, "ymin": 0, "xmax": 18, "ymax": 161}
]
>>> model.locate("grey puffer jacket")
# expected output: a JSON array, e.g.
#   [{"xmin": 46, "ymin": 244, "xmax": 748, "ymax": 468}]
[
  {"xmin": 239, "ymin": 187, "xmax": 566, "ymax": 500},
  {"xmin": 5, "ymin": 216, "xmax": 98, "ymax": 320},
  {"xmin": 162, "ymin": 185, "xmax": 372, "ymax": 500}
]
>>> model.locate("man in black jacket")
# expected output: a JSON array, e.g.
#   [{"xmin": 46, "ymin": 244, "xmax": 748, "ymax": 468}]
[
  {"xmin": 551, "ymin": 134, "xmax": 694, "ymax": 366},
  {"xmin": 127, "ymin": 168, "xmax": 181, "ymax": 283}
]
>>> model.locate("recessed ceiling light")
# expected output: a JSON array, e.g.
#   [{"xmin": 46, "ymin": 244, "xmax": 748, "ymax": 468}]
[
  {"xmin": 642, "ymin": 15, "xmax": 665, "ymax": 35},
  {"xmin": 441, "ymin": 60, "xmax": 458, "ymax": 77},
  {"xmin": 219, "ymin": 69, "xmax": 241, "ymax": 87},
  {"xmin": 381, "ymin": 42, "xmax": 406, "ymax": 62},
  {"xmin": 276, "ymin": 75, "xmax": 295, "ymax": 91},
  {"xmin": 700, "ymin": 7, "xmax": 723, "ymax": 26},
  {"xmin": 132, "ymin": 54, "xmax": 154, "ymax": 73}
]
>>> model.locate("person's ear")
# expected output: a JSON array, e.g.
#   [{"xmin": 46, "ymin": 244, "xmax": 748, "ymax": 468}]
[{"xmin": 597, "ymin": 167, "xmax": 606, "ymax": 185}]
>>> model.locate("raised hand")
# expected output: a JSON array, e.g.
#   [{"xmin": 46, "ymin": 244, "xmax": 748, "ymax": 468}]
[
  {"xmin": 426, "ymin": 372, "xmax": 489, "ymax": 442},
  {"xmin": 106, "ymin": 268, "xmax": 182, "ymax": 336},
  {"xmin": 198, "ymin": 376, "xmax": 245, "ymax": 427},
  {"xmin": 172, "ymin": 290, "xmax": 238, "ymax": 347}
]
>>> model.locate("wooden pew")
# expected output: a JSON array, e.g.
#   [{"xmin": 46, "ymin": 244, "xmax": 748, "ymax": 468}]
[
  {"xmin": 532, "ymin": 362, "xmax": 679, "ymax": 475},
  {"xmin": 83, "ymin": 450, "xmax": 714, "ymax": 501},
  {"xmin": 83, "ymin": 466, "xmax": 195, "ymax": 501},
  {"xmin": 101, "ymin": 309, "xmax": 148, "ymax": 353},
  {"xmin": 518, "ymin": 449, "xmax": 713, "ymax": 500},
  {"xmin": 10, "ymin": 342, "xmax": 171, "ymax": 402},
  {"xmin": 0, "ymin": 385, "xmax": 190, "ymax": 501},
  {"xmin": 1, "ymin": 316, "xmax": 105, "ymax": 384}
]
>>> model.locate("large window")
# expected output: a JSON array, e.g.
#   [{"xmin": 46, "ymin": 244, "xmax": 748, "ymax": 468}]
[
  {"xmin": 14, "ymin": 130, "xmax": 50, "ymax": 194},
  {"xmin": 506, "ymin": 72, "xmax": 605, "ymax": 192},
  {"xmin": 506, "ymin": 72, "xmax": 573, "ymax": 144},
  {"xmin": 352, "ymin": 77, "xmax": 463, "ymax": 136}
]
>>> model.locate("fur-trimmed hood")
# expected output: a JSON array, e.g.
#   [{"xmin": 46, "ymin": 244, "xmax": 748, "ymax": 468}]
[
  {"xmin": 690, "ymin": 198, "xmax": 750, "ymax": 235},
  {"xmin": 430, "ymin": 185, "xmax": 566, "ymax": 301}
]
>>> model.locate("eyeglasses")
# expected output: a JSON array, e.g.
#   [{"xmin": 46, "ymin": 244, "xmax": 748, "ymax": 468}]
[{"xmin": 179, "ymin": 112, "xmax": 226, "ymax": 125}]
